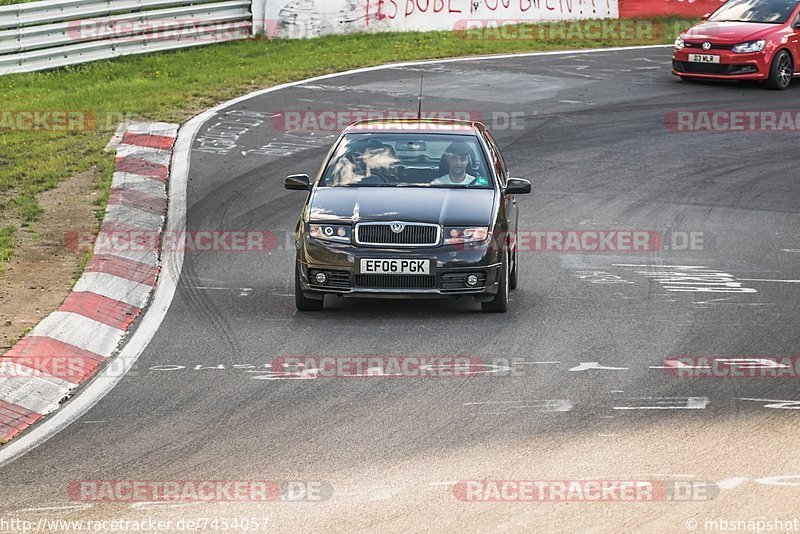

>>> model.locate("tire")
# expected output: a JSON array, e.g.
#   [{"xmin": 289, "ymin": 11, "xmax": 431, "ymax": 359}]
[
  {"xmin": 766, "ymin": 50, "xmax": 793, "ymax": 90},
  {"xmin": 295, "ymin": 262, "xmax": 324, "ymax": 311},
  {"xmin": 482, "ymin": 253, "xmax": 509, "ymax": 313},
  {"xmin": 509, "ymin": 245, "xmax": 519, "ymax": 291}
]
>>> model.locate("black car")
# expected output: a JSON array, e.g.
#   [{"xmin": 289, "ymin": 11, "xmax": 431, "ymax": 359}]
[{"xmin": 284, "ymin": 119, "xmax": 531, "ymax": 312}]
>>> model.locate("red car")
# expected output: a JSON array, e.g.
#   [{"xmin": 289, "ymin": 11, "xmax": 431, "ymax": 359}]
[{"xmin": 672, "ymin": 0, "xmax": 800, "ymax": 89}]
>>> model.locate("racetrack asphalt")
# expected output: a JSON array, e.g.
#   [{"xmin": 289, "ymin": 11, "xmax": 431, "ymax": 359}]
[{"xmin": 1, "ymin": 47, "xmax": 800, "ymax": 532}]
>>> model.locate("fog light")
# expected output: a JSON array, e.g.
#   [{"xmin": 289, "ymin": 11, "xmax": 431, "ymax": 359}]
[
  {"xmin": 465, "ymin": 274, "xmax": 479, "ymax": 287},
  {"xmin": 314, "ymin": 272, "xmax": 328, "ymax": 285}
]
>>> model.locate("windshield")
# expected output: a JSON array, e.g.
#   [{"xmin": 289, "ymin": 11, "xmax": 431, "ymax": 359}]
[
  {"xmin": 708, "ymin": 0, "xmax": 800, "ymax": 23},
  {"xmin": 318, "ymin": 133, "xmax": 493, "ymax": 189}
]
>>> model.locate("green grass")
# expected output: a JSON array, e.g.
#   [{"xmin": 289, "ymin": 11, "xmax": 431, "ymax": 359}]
[
  {"xmin": 0, "ymin": 19, "xmax": 693, "ymax": 272},
  {"xmin": 0, "ymin": 226, "xmax": 14, "ymax": 273},
  {"xmin": 0, "ymin": 225, "xmax": 15, "ymax": 268},
  {"xmin": 73, "ymin": 249, "xmax": 92, "ymax": 283}
]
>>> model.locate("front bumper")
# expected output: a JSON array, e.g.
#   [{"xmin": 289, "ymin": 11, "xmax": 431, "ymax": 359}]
[
  {"xmin": 671, "ymin": 48, "xmax": 770, "ymax": 80},
  {"xmin": 297, "ymin": 236, "xmax": 504, "ymax": 301}
]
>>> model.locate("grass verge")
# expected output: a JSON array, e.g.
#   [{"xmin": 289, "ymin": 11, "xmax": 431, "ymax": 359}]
[
  {"xmin": 0, "ymin": 18, "xmax": 692, "ymax": 271},
  {"xmin": 0, "ymin": 225, "xmax": 14, "ymax": 273}
]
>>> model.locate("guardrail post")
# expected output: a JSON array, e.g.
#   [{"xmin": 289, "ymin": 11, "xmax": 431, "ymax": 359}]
[{"xmin": 251, "ymin": 0, "xmax": 264, "ymax": 36}]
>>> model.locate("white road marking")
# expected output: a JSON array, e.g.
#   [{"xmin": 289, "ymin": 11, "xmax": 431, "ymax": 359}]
[
  {"xmin": 613, "ymin": 397, "xmax": 709, "ymax": 410},
  {"xmin": 569, "ymin": 362, "xmax": 629, "ymax": 371},
  {"xmin": 334, "ymin": 487, "xmax": 401, "ymax": 501},
  {"xmin": 694, "ymin": 297, "xmax": 735, "ymax": 304},
  {"xmin": 716, "ymin": 477, "xmax": 748, "ymax": 490},
  {"xmin": 738, "ymin": 278, "xmax": 800, "ymax": 284},
  {"xmin": 754, "ymin": 475, "xmax": 800, "ymax": 487},
  {"xmin": 739, "ymin": 398, "xmax": 800, "ymax": 409},
  {"xmin": 584, "ymin": 473, "xmax": 695, "ymax": 480},
  {"xmin": 14, "ymin": 504, "xmax": 93, "ymax": 513},
  {"xmin": 613, "ymin": 264, "xmax": 703, "ymax": 268},
  {"xmin": 466, "ymin": 400, "xmax": 573, "ymax": 412},
  {"xmin": 130, "ymin": 501, "xmax": 208, "ymax": 510},
  {"xmin": 192, "ymin": 287, "xmax": 253, "ymax": 291}
]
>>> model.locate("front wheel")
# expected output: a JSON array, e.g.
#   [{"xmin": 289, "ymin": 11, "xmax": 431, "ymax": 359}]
[
  {"xmin": 295, "ymin": 263, "xmax": 324, "ymax": 311},
  {"xmin": 767, "ymin": 50, "xmax": 793, "ymax": 90},
  {"xmin": 482, "ymin": 254, "xmax": 509, "ymax": 313}
]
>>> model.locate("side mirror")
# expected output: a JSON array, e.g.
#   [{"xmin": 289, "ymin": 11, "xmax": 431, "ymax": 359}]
[
  {"xmin": 285, "ymin": 174, "xmax": 311, "ymax": 191},
  {"xmin": 794, "ymin": 21, "xmax": 800, "ymax": 29},
  {"xmin": 702, "ymin": 12, "xmax": 711, "ymax": 21},
  {"xmin": 505, "ymin": 177, "xmax": 531, "ymax": 195}
]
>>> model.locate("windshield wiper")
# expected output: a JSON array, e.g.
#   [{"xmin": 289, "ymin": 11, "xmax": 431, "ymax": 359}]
[{"xmin": 716, "ymin": 19, "xmax": 778, "ymax": 23}]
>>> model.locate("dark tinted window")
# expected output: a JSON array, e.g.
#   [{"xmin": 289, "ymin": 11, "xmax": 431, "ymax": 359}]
[
  {"xmin": 484, "ymin": 131, "xmax": 508, "ymax": 186},
  {"xmin": 318, "ymin": 133, "xmax": 493, "ymax": 189},
  {"xmin": 709, "ymin": 0, "xmax": 800, "ymax": 23}
]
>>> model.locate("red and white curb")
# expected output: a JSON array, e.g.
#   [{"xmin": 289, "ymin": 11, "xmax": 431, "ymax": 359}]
[{"xmin": 0, "ymin": 121, "xmax": 178, "ymax": 442}]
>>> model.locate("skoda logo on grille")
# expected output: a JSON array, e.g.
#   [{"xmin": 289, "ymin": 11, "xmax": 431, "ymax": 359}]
[
  {"xmin": 702, "ymin": 42, "xmax": 712, "ymax": 51},
  {"xmin": 390, "ymin": 223, "xmax": 405, "ymax": 234}
]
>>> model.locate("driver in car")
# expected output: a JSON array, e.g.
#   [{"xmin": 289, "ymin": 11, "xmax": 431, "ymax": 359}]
[{"xmin": 431, "ymin": 141, "xmax": 478, "ymax": 186}]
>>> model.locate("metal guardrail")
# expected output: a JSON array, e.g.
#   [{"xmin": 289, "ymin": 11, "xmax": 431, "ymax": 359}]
[{"xmin": 0, "ymin": 0, "xmax": 252, "ymax": 75}]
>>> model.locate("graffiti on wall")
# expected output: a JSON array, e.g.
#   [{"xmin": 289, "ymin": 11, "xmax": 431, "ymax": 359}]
[{"xmin": 264, "ymin": 0, "xmax": 620, "ymax": 38}]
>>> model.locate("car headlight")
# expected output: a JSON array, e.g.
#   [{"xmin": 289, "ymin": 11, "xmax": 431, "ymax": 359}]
[
  {"xmin": 444, "ymin": 227, "xmax": 490, "ymax": 245},
  {"xmin": 732, "ymin": 40, "xmax": 766, "ymax": 53},
  {"xmin": 309, "ymin": 223, "xmax": 351, "ymax": 243},
  {"xmin": 674, "ymin": 37, "xmax": 685, "ymax": 51}
]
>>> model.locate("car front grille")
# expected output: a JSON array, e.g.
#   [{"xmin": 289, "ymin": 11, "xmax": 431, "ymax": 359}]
[
  {"xmin": 355, "ymin": 223, "xmax": 439, "ymax": 246},
  {"xmin": 354, "ymin": 274, "xmax": 436, "ymax": 289},
  {"xmin": 684, "ymin": 41, "xmax": 733, "ymax": 51},
  {"xmin": 673, "ymin": 60, "xmax": 756, "ymax": 75}
]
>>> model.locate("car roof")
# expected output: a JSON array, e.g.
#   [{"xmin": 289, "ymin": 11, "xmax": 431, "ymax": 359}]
[{"xmin": 344, "ymin": 118, "xmax": 486, "ymax": 134}]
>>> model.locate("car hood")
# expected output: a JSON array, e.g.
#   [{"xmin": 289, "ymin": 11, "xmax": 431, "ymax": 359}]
[
  {"xmin": 309, "ymin": 187, "xmax": 496, "ymax": 227},
  {"xmin": 683, "ymin": 21, "xmax": 778, "ymax": 44}
]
